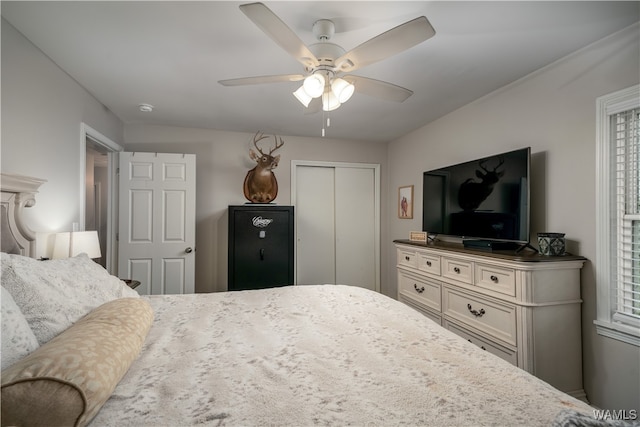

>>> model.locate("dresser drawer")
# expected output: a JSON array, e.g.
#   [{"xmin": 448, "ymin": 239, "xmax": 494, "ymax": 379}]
[
  {"xmin": 475, "ymin": 263, "xmax": 516, "ymax": 296},
  {"xmin": 442, "ymin": 257, "xmax": 473, "ymax": 284},
  {"xmin": 397, "ymin": 248, "xmax": 418, "ymax": 268},
  {"xmin": 398, "ymin": 270, "xmax": 441, "ymax": 313},
  {"xmin": 442, "ymin": 287, "xmax": 517, "ymax": 346},
  {"xmin": 444, "ymin": 320, "xmax": 518, "ymax": 366},
  {"xmin": 418, "ymin": 253, "xmax": 441, "ymax": 276}
]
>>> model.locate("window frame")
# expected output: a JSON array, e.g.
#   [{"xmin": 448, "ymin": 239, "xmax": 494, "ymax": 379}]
[{"xmin": 594, "ymin": 84, "xmax": 640, "ymax": 346}]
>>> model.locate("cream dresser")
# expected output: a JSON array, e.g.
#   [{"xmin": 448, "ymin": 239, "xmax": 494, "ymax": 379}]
[{"xmin": 394, "ymin": 239, "xmax": 587, "ymax": 401}]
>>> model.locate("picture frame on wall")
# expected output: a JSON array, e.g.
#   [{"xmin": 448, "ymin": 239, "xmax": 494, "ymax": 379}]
[{"xmin": 398, "ymin": 185, "xmax": 414, "ymax": 219}]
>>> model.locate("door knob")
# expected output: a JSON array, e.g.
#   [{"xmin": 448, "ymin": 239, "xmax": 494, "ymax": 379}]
[{"xmin": 185, "ymin": 247, "xmax": 194, "ymax": 254}]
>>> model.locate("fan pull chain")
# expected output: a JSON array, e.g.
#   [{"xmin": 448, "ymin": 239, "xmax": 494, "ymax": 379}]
[
  {"xmin": 322, "ymin": 110, "xmax": 331, "ymax": 138},
  {"xmin": 321, "ymin": 107, "xmax": 326, "ymax": 137},
  {"xmin": 321, "ymin": 114, "xmax": 331, "ymax": 137}
]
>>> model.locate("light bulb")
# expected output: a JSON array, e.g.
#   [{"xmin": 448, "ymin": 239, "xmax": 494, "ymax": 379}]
[
  {"xmin": 293, "ymin": 86, "xmax": 312, "ymax": 107},
  {"xmin": 331, "ymin": 78, "xmax": 355, "ymax": 103},
  {"xmin": 303, "ymin": 73, "xmax": 325, "ymax": 98},
  {"xmin": 322, "ymin": 90, "xmax": 341, "ymax": 111}
]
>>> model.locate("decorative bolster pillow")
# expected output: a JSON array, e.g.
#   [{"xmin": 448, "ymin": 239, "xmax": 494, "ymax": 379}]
[{"xmin": 1, "ymin": 297, "xmax": 154, "ymax": 427}]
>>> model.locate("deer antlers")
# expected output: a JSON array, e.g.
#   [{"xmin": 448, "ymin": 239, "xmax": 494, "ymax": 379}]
[
  {"xmin": 244, "ymin": 132, "xmax": 283, "ymax": 203},
  {"xmin": 252, "ymin": 131, "xmax": 284, "ymax": 155},
  {"xmin": 479, "ymin": 156, "xmax": 505, "ymax": 173}
]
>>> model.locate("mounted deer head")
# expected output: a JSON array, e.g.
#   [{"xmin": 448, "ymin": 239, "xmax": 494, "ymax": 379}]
[
  {"xmin": 243, "ymin": 131, "xmax": 284, "ymax": 203},
  {"xmin": 457, "ymin": 156, "xmax": 505, "ymax": 211}
]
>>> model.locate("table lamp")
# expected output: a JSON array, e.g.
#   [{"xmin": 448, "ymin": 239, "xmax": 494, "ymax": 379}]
[{"xmin": 52, "ymin": 230, "xmax": 101, "ymax": 259}]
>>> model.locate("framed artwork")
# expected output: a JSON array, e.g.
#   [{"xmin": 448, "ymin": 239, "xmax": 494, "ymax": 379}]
[{"xmin": 398, "ymin": 185, "xmax": 414, "ymax": 219}]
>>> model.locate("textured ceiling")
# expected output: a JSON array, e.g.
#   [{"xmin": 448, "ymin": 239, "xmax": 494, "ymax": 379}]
[{"xmin": 2, "ymin": 1, "xmax": 638, "ymax": 143}]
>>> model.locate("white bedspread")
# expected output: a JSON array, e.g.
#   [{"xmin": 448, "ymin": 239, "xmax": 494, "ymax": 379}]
[{"xmin": 92, "ymin": 285, "xmax": 592, "ymax": 426}]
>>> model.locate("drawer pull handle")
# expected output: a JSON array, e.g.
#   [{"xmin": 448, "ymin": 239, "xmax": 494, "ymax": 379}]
[
  {"xmin": 405, "ymin": 256, "xmax": 410, "ymax": 261},
  {"xmin": 414, "ymin": 284, "xmax": 425, "ymax": 294},
  {"xmin": 467, "ymin": 303, "xmax": 486, "ymax": 318},
  {"xmin": 490, "ymin": 275, "xmax": 499, "ymax": 283},
  {"xmin": 426, "ymin": 260, "xmax": 432, "ymax": 267},
  {"xmin": 454, "ymin": 267, "xmax": 461, "ymax": 274}
]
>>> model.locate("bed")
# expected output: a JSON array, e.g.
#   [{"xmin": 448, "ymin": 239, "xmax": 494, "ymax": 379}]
[{"xmin": 1, "ymin": 173, "xmax": 602, "ymax": 427}]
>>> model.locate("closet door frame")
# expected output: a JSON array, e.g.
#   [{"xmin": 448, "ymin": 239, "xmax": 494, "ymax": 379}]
[{"xmin": 291, "ymin": 160, "xmax": 380, "ymax": 292}]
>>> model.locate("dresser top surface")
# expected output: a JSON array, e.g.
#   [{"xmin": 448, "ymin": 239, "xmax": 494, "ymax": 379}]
[{"xmin": 393, "ymin": 239, "xmax": 587, "ymax": 263}]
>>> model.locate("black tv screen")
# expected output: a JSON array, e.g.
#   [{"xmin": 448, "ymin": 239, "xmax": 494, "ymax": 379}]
[{"xmin": 422, "ymin": 147, "xmax": 531, "ymax": 243}]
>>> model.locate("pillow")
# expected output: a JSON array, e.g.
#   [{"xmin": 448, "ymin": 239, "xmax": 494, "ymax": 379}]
[
  {"xmin": 1, "ymin": 297, "xmax": 154, "ymax": 427},
  {"xmin": 1, "ymin": 252, "xmax": 139, "ymax": 345},
  {"xmin": 1, "ymin": 286, "xmax": 39, "ymax": 370}
]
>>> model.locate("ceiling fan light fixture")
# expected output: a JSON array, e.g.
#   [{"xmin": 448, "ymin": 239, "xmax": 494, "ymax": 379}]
[
  {"xmin": 322, "ymin": 90, "xmax": 341, "ymax": 112},
  {"xmin": 303, "ymin": 73, "xmax": 325, "ymax": 98},
  {"xmin": 224, "ymin": 3, "xmax": 436, "ymax": 123},
  {"xmin": 293, "ymin": 86, "xmax": 312, "ymax": 107},
  {"xmin": 331, "ymin": 78, "xmax": 355, "ymax": 103}
]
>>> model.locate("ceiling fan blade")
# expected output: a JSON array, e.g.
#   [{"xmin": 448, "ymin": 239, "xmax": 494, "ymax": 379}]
[
  {"xmin": 219, "ymin": 74, "xmax": 305, "ymax": 86},
  {"xmin": 240, "ymin": 2, "xmax": 319, "ymax": 70},
  {"xmin": 335, "ymin": 16, "xmax": 435, "ymax": 73},
  {"xmin": 345, "ymin": 75, "xmax": 414, "ymax": 102}
]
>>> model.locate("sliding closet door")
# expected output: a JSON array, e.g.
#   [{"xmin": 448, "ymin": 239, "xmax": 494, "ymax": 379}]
[
  {"xmin": 295, "ymin": 166, "xmax": 336, "ymax": 284},
  {"xmin": 293, "ymin": 162, "xmax": 379, "ymax": 292},
  {"xmin": 335, "ymin": 167, "xmax": 376, "ymax": 290}
]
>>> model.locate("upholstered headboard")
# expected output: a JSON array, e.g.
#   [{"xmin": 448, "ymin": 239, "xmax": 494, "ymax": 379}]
[{"xmin": 0, "ymin": 173, "xmax": 46, "ymax": 257}]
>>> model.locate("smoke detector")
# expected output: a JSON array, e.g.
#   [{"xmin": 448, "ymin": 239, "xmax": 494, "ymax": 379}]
[{"xmin": 138, "ymin": 103, "xmax": 154, "ymax": 112}]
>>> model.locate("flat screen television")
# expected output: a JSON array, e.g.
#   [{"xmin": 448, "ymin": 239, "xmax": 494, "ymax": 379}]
[{"xmin": 422, "ymin": 147, "xmax": 531, "ymax": 245}]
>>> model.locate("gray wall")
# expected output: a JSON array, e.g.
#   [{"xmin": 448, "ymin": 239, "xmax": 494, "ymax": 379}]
[
  {"xmin": 124, "ymin": 125, "xmax": 389, "ymax": 294},
  {"xmin": 1, "ymin": 19, "xmax": 123, "ymax": 235},
  {"xmin": 386, "ymin": 23, "xmax": 640, "ymax": 411}
]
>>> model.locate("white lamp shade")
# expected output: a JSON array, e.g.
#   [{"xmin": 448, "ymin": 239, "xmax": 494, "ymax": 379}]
[
  {"xmin": 293, "ymin": 86, "xmax": 312, "ymax": 107},
  {"xmin": 52, "ymin": 232, "xmax": 71, "ymax": 259},
  {"xmin": 322, "ymin": 90, "xmax": 341, "ymax": 111},
  {"xmin": 72, "ymin": 231, "xmax": 101, "ymax": 258},
  {"xmin": 303, "ymin": 73, "xmax": 325, "ymax": 98},
  {"xmin": 331, "ymin": 78, "xmax": 355, "ymax": 103},
  {"xmin": 53, "ymin": 231, "xmax": 101, "ymax": 259}
]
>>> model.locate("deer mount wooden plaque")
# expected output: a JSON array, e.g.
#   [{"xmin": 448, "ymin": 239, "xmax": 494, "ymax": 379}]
[{"xmin": 243, "ymin": 132, "xmax": 283, "ymax": 203}]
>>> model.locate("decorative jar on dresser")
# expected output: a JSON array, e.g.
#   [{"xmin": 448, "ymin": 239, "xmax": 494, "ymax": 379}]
[{"xmin": 394, "ymin": 239, "xmax": 587, "ymax": 401}]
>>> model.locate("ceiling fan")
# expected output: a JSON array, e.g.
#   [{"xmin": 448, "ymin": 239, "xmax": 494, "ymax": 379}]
[{"xmin": 218, "ymin": 2, "xmax": 436, "ymax": 113}]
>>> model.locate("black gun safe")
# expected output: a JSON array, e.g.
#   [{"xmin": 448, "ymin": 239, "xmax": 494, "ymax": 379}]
[{"xmin": 228, "ymin": 205, "xmax": 294, "ymax": 291}]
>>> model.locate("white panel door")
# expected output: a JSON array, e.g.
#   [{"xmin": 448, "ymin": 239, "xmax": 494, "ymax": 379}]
[
  {"xmin": 295, "ymin": 166, "xmax": 335, "ymax": 285},
  {"xmin": 335, "ymin": 167, "xmax": 376, "ymax": 290},
  {"xmin": 118, "ymin": 152, "xmax": 196, "ymax": 295},
  {"xmin": 293, "ymin": 162, "xmax": 379, "ymax": 291}
]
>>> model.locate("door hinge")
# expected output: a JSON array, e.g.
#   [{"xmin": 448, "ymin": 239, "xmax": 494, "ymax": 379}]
[{"xmin": 116, "ymin": 232, "xmax": 119, "ymax": 242}]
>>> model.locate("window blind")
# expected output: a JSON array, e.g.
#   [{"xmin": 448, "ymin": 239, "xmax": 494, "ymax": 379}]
[{"xmin": 611, "ymin": 108, "xmax": 640, "ymax": 323}]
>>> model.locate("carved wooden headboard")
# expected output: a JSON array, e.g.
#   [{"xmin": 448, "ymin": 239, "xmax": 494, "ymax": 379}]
[{"xmin": 1, "ymin": 173, "xmax": 46, "ymax": 258}]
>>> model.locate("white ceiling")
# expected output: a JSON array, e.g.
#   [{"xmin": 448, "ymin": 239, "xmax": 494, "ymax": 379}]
[{"xmin": 2, "ymin": 1, "xmax": 638, "ymax": 143}]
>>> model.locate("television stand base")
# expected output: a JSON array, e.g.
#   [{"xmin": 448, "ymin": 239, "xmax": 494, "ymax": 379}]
[
  {"xmin": 515, "ymin": 242, "xmax": 538, "ymax": 254},
  {"xmin": 463, "ymin": 240, "xmax": 520, "ymax": 251}
]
